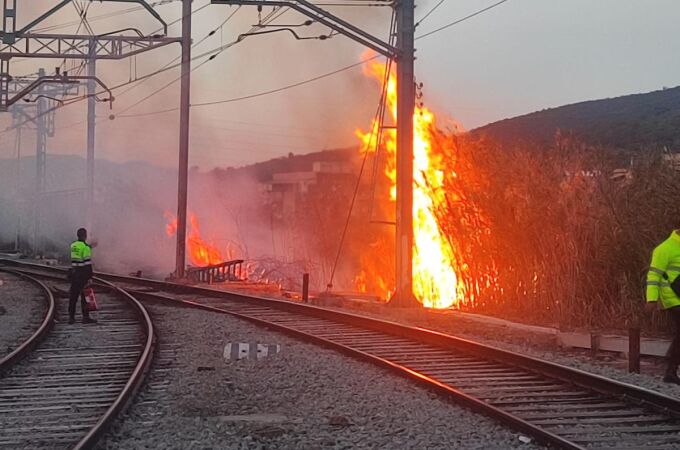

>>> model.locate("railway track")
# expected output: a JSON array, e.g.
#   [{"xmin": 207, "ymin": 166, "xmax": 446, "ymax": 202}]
[
  {"xmin": 5, "ymin": 260, "xmax": 680, "ymax": 449},
  {"xmin": 0, "ymin": 267, "xmax": 155, "ymax": 449}
]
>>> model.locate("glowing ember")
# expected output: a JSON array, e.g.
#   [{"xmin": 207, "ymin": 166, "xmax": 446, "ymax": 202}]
[
  {"xmin": 356, "ymin": 55, "xmax": 461, "ymax": 309},
  {"xmin": 164, "ymin": 211, "xmax": 229, "ymax": 267}
]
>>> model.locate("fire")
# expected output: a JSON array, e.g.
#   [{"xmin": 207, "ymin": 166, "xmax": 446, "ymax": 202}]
[
  {"xmin": 164, "ymin": 211, "xmax": 229, "ymax": 267},
  {"xmin": 356, "ymin": 56, "xmax": 462, "ymax": 309}
]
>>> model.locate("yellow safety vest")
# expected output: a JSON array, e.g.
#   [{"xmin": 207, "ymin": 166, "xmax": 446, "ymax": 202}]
[
  {"xmin": 70, "ymin": 240, "xmax": 92, "ymax": 268},
  {"xmin": 646, "ymin": 230, "xmax": 680, "ymax": 309}
]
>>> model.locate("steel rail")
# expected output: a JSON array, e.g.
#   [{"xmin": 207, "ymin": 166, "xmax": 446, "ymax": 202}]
[
  {"xmin": 0, "ymin": 268, "xmax": 56, "ymax": 371},
  {"xmin": 5, "ymin": 259, "xmax": 680, "ymax": 449},
  {"xmin": 72, "ymin": 276, "xmax": 156, "ymax": 450},
  {"xmin": 0, "ymin": 262, "xmax": 155, "ymax": 450}
]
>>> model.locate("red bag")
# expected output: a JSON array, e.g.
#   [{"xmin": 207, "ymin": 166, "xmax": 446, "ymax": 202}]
[{"xmin": 84, "ymin": 287, "xmax": 98, "ymax": 311}]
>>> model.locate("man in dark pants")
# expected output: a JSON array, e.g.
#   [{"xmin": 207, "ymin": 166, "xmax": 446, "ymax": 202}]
[{"xmin": 69, "ymin": 227, "xmax": 97, "ymax": 324}]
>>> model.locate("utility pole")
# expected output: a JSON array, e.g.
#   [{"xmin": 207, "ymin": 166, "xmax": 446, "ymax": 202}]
[
  {"xmin": 11, "ymin": 110, "xmax": 22, "ymax": 252},
  {"xmin": 33, "ymin": 68, "xmax": 47, "ymax": 257},
  {"xmin": 86, "ymin": 39, "xmax": 96, "ymax": 232},
  {"xmin": 391, "ymin": 0, "xmax": 418, "ymax": 307},
  {"xmin": 175, "ymin": 0, "xmax": 192, "ymax": 278}
]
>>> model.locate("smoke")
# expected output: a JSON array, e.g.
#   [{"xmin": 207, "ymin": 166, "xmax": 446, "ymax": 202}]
[{"xmin": 0, "ymin": 2, "xmax": 396, "ymax": 291}]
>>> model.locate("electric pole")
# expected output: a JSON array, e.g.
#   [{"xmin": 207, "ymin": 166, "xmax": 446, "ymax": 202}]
[
  {"xmin": 11, "ymin": 107, "xmax": 22, "ymax": 252},
  {"xmin": 86, "ymin": 39, "xmax": 96, "ymax": 233},
  {"xmin": 33, "ymin": 68, "xmax": 46, "ymax": 257},
  {"xmin": 175, "ymin": 0, "xmax": 192, "ymax": 278},
  {"xmin": 391, "ymin": 0, "xmax": 418, "ymax": 307}
]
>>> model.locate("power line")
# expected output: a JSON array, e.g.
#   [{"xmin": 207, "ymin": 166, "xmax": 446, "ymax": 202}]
[
  {"xmin": 0, "ymin": 7, "xmax": 245, "ymax": 134},
  {"xmin": 416, "ymin": 0, "xmax": 446, "ymax": 27},
  {"xmin": 113, "ymin": 5, "xmax": 244, "ymax": 115},
  {"xmin": 102, "ymin": 54, "xmax": 381, "ymax": 118},
  {"xmin": 111, "ymin": 1, "xmax": 216, "ymax": 101},
  {"xmin": 106, "ymin": 0, "xmax": 506, "ymax": 115},
  {"xmin": 415, "ymin": 0, "xmax": 509, "ymax": 40},
  {"xmin": 30, "ymin": 0, "xmax": 182, "ymax": 34},
  {"xmin": 191, "ymin": 55, "xmax": 379, "ymax": 108},
  {"xmin": 1, "ymin": 0, "xmax": 500, "ymax": 135}
]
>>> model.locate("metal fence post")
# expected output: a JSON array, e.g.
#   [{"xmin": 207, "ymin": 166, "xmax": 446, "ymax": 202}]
[{"xmin": 628, "ymin": 328, "xmax": 641, "ymax": 373}]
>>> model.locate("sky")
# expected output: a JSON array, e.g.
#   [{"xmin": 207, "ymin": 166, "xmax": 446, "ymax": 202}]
[{"xmin": 1, "ymin": 0, "xmax": 679, "ymax": 169}]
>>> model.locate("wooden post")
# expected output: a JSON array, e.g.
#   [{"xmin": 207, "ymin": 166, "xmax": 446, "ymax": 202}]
[
  {"xmin": 302, "ymin": 273, "xmax": 309, "ymax": 303},
  {"xmin": 629, "ymin": 327, "xmax": 641, "ymax": 373}
]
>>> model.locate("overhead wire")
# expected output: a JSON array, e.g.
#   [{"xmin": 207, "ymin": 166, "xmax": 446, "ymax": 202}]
[
  {"xmin": 0, "ymin": 2, "xmax": 232, "ymax": 133},
  {"xmin": 10, "ymin": 0, "xmax": 208, "ymax": 70},
  {"xmin": 415, "ymin": 0, "xmax": 509, "ymax": 40},
  {"xmin": 110, "ymin": 1, "xmax": 215, "ymax": 101},
  {"xmin": 30, "ymin": 0, "xmax": 182, "ymax": 34},
  {"xmin": 111, "ymin": 54, "xmax": 379, "ymax": 118},
  {"xmin": 415, "ymin": 0, "xmax": 445, "ymax": 27},
  {"xmin": 67, "ymin": 0, "xmax": 94, "ymax": 76},
  {"xmin": 192, "ymin": 56, "xmax": 379, "ymax": 107},
  {"xmin": 19, "ymin": 5, "xmax": 283, "ymax": 130},
  {"xmin": 108, "ymin": 0, "xmax": 510, "ymax": 115},
  {"xmin": 113, "ymin": 4, "xmax": 246, "ymax": 115},
  {"xmin": 2, "ymin": 0, "xmax": 510, "ymax": 134}
]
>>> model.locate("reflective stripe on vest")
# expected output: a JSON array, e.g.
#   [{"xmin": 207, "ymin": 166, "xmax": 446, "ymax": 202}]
[{"xmin": 649, "ymin": 267, "xmax": 665, "ymax": 275}]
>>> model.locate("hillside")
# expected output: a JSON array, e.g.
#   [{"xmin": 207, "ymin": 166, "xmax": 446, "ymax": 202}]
[{"xmin": 474, "ymin": 86, "xmax": 680, "ymax": 151}]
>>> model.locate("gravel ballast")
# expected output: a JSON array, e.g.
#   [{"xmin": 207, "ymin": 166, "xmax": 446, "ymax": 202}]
[
  {"xmin": 97, "ymin": 304, "xmax": 543, "ymax": 450},
  {"xmin": 0, "ymin": 272, "xmax": 46, "ymax": 358}
]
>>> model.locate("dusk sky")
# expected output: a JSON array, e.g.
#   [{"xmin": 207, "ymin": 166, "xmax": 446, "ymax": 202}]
[{"xmin": 1, "ymin": 0, "xmax": 678, "ymax": 168}]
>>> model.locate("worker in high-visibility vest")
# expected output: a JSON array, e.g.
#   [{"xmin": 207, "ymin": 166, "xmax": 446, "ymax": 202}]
[
  {"xmin": 69, "ymin": 227, "xmax": 97, "ymax": 324},
  {"xmin": 646, "ymin": 230, "xmax": 680, "ymax": 384}
]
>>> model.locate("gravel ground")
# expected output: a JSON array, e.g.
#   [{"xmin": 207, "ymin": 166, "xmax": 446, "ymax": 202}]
[
  {"xmin": 0, "ymin": 272, "xmax": 45, "ymax": 358},
  {"xmin": 327, "ymin": 304, "xmax": 680, "ymax": 400},
  {"xmin": 97, "ymin": 304, "xmax": 544, "ymax": 450}
]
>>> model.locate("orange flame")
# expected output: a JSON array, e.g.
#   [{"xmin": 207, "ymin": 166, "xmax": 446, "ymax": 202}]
[
  {"xmin": 164, "ymin": 211, "xmax": 229, "ymax": 267},
  {"xmin": 356, "ymin": 55, "xmax": 462, "ymax": 309}
]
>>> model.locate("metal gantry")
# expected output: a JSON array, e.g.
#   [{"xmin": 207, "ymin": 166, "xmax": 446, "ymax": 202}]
[
  {"xmin": 211, "ymin": 0, "xmax": 418, "ymax": 305},
  {"xmin": 6, "ymin": 74, "xmax": 70, "ymax": 255},
  {"xmin": 0, "ymin": 0, "xmax": 182, "ymax": 255}
]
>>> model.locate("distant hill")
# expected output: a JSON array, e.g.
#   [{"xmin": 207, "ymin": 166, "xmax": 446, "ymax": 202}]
[{"xmin": 474, "ymin": 86, "xmax": 680, "ymax": 151}]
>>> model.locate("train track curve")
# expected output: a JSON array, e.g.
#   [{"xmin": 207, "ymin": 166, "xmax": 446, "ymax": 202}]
[
  {"xmin": 4, "ymin": 259, "xmax": 680, "ymax": 449},
  {"xmin": 0, "ymin": 265, "xmax": 155, "ymax": 449}
]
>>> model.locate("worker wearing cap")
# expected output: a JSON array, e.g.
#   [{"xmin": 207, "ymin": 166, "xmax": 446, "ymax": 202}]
[
  {"xmin": 69, "ymin": 227, "xmax": 97, "ymax": 324},
  {"xmin": 646, "ymin": 230, "xmax": 680, "ymax": 383}
]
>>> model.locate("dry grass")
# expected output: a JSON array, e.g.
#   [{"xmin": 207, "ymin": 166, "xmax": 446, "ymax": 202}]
[{"xmin": 436, "ymin": 131, "xmax": 679, "ymax": 333}]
